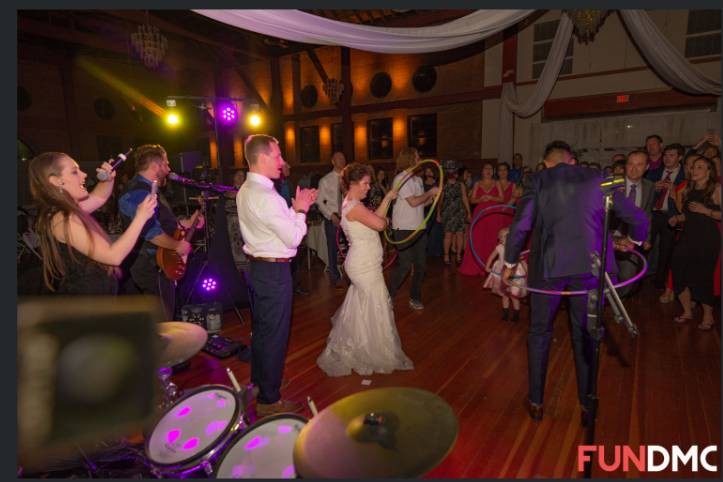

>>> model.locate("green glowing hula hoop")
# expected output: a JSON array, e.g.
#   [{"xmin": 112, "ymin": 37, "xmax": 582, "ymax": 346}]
[{"xmin": 383, "ymin": 159, "xmax": 445, "ymax": 246}]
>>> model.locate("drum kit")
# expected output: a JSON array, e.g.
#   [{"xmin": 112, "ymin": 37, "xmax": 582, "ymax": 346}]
[{"xmin": 146, "ymin": 322, "xmax": 459, "ymax": 478}]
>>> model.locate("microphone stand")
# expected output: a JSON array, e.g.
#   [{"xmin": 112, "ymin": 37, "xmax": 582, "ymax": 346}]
[{"xmin": 583, "ymin": 190, "xmax": 639, "ymax": 478}]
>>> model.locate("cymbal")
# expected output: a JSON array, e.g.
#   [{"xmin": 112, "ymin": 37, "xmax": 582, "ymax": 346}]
[
  {"xmin": 293, "ymin": 387, "xmax": 458, "ymax": 478},
  {"xmin": 157, "ymin": 322, "xmax": 207, "ymax": 367}
]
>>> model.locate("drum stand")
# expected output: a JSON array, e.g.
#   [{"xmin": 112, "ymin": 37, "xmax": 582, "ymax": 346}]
[{"xmin": 158, "ymin": 367, "xmax": 179, "ymax": 409}]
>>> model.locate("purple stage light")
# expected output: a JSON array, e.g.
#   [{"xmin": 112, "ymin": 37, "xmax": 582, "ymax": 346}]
[
  {"xmin": 201, "ymin": 277, "xmax": 218, "ymax": 292},
  {"xmin": 218, "ymin": 103, "xmax": 238, "ymax": 125}
]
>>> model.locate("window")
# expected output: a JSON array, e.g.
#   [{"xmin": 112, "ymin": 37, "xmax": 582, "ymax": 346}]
[
  {"xmin": 685, "ymin": 10, "xmax": 721, "ymax": 58},
  {"xmin": 299, "ymin": 126, "xmax": 320, "ymax": 163},
  {"xmin": 532, "ymin": 19, "xmax": 573, "ymax": 79},
  {"xmin": 408, "ymin": 114, "xmax": 437, "ymax": 158},
  {"xmin": 367, "ymin": 118, "xmax": 393, "ymax": 160},
  {"xmin": 332, "ymin": 123, "xmax": 354, "ymax": 160}
]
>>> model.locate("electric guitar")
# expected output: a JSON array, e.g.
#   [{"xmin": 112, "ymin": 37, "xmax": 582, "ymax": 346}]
[{"xmin": 156, "ymin": 203, "xmax": 203, "ymax": 281}]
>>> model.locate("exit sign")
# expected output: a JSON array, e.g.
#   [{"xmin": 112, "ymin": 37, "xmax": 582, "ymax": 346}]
[{"xmin": 616, "ymin": 94, "xmax": 630, "ymax": 104}]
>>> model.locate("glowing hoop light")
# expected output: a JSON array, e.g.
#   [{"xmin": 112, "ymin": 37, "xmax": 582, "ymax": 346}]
[
  {"xmin": 383, "ymin": 159, "xmax": 445, "ymax": 246},
  {"xmin": 468, "ymin": 203, "xmax": 649, "ymax": 296}
]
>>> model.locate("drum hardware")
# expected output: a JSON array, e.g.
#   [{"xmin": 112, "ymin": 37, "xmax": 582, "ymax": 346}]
[
  {"xmin": 292, "ymin": 387, "xmax": 458, "ymax": 479},
  {"xmin": 157, "ymin": 321, "xmax": 208, "ymax": 409}
]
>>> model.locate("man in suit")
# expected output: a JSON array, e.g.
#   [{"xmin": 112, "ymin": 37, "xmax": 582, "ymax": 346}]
[
  {"xmin": 502, "ymin": 141, "xmax": 648, "ymax": 423},
  {"xmin": 613, "ymin": 150, "xmax": 655, "ymax": 298},
  {"xmin": 645, "ymin": 143, "xmax": 686, "ymax": 289},
  {"xmin": 315, "ymin": 152, "xmax": 347, "ymax": 289}
]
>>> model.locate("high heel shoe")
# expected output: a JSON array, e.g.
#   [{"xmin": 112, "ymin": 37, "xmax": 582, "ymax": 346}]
[{"xmin": 698, "ymin": 319, "xmax": 715, "ymax": 331}]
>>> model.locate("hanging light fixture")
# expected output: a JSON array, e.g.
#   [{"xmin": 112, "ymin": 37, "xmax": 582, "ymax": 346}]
[
  {"xmin": 130, "ymin": 14, "xmax": 168, "ymax": 69},
  {"xmin": 565, "ymin": 10, "xmax": 611, "ymax": 44}
]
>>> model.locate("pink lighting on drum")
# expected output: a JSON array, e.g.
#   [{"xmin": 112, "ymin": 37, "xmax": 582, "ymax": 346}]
[
  {"xmin": 216, "ymin": 399, "xmax": 227, "ymax": 408},
  {"xmin": 232, "ymin": 465, "xmax": 249, "ymax": 477},
  {"xmin": 244, "ymin": 436, "xmax": 270, "ymax": 451},
  {"xmin": 166, "ymin": 428, "xmax": 181, "ymax": 445},
  {"xmin": 176, "ymin": 406, "xmax": 192, "ymax": 418},
  {"xmin": 182, "ymin": 438, "xmax": 200, "ymax": 451},
  {"xmin": 282, "ymin": 465, "xmax": 295, "ymax": 478},
  {"xmin": 205, "ymin": 420, "xmax": 227, "ymax": 437},
  {"xmin": 277, "ymin": 425, "xmax": 293, "ymax": 434}
]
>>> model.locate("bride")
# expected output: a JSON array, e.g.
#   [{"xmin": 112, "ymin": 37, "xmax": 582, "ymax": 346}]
[{"xmin": 317, "ymin": 163, "xmax": 414, "ymax": 376}]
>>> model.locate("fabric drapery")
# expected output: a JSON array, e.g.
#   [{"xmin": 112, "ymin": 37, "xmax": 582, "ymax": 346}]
[
  {"xmin": 193, "ymin": 9, "xmax": 533, "ymax": 54},
  {"xmin": 497, "ymin": 14, "xmax": 574, "ymax": 164},
  {"xmin": 619, "ymin": 10, "xmax": 720, "ymax": 96}
]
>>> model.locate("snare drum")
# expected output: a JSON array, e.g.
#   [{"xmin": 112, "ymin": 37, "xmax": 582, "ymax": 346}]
[
  {"xmin": 213, "ymin": 413, "xmax": 307, "ymax": 479},
  {"xmin": 145, "ymin": 385, "xmax": 245, "ymax": 476}
]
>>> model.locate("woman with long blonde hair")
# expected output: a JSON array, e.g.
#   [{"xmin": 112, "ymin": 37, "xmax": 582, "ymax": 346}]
[{"xmin": 28, "ymin": 152, "xmax": 156, "ymax": 294}]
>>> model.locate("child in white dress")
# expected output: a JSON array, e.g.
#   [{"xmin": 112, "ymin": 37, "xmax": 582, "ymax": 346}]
[{"xmin": 483, "ymin": 227, "xmax": 527, "ymax": 321}]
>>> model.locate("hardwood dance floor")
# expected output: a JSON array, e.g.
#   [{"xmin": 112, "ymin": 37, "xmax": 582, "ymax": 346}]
[{"xmin": 172, "ymin": 257, "xmax": 721, "ymax": 478}]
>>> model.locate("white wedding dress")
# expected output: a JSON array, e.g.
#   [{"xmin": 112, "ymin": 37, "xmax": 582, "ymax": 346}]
[{"xmin": 316, "ymin": 199, "xmax": 414, "ymax": 377}]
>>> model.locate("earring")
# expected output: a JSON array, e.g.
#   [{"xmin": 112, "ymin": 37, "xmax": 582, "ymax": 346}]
[{"xmin": 58, "ymin": 181, "xmax": 64, "ymax": 194}]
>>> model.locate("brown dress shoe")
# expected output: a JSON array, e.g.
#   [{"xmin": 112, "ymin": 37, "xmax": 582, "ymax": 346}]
[
  {"xmin": 255, "ymin": 399, "xmax": 303, "ymax": 418},
  {"xmin": 524, "ymin": 399, "xmax": 543, "ymax": 421}
]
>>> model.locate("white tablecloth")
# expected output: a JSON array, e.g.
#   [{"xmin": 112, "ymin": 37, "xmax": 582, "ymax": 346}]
[{"xmin": 303, "ymin": 222, "xmax": 328, "ymax": 268}]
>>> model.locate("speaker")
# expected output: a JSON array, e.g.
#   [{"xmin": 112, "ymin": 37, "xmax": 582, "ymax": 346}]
[
  {"xmin": 175, "ymin": 197, "xmax": 250, "ymax": 312},
  {"xmin": 17, "ymin": 296, "xmax": 163, "ymax": 469}
]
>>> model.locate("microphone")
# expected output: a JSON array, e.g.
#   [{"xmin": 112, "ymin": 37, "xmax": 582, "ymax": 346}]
[
  {"xmin": 600, "ymin": 176, "xmax": 625, "ymax": 192},
  {"xmin": 97, "ymin": 148, "xmax": 133, "ymax": 181},
  {"xmin": 167, "ymin": 172, "xmax": 199, "ymax": 185}
]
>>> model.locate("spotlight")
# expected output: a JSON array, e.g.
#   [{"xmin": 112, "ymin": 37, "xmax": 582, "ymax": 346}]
[
  {"xmin": 248, "ymin": 113, "xmax": 262, "ymax": 128},
  {"xmin": 166, "ymin": 111, "xmax": 181, "ymax": 127},
  {"xmin": 201, "ymin": 277, "xmax": 218, "ymax": 292},
  {"xmin": 246, "ymin": 103, "xmax": 262, "ymax": 128},
  {"xmin": 218, "ymin": 103, "xmax": 238, "ymax": 126}
]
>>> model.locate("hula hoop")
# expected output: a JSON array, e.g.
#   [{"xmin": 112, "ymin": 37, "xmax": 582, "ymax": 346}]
[
  {"xmin": 336, "ymin": 224, "xmax": 399, "ymax": 271},
  {"xmin": 383, "ymin": 159, "xmax": 445, "ymax": 246},
  {"xmin": 467, "ymin": 203, "xmax": 649, "ymax": 296}
]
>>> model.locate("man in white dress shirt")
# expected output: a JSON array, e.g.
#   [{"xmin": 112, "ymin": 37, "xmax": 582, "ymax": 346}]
[
  {"xmin": 236, "ymin": 135, "xmax": 317, "ymax": 417},
  {"xmin": 388, "ymin": 147, "xmax": 438, "ymax": 310},
  {"xmin": 315, "ymin": 151, "xmax": 347, "ymax": 289}
]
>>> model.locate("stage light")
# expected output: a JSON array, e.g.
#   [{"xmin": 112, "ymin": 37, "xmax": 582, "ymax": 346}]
[
  {"xmin": 201, "ymin": 277, "xmax": 218, "ymax": 292},
  {"xmin": 246, "ymin": 103, "xmax": 262, "ymax": 129},
  {"xmin": 166, "ymin": 111, "xmax": 181, "ymax": 127},
  {"xmin": 248, "ymin": 113, "xmax": 262, "ymax": 128},
  {"xmin": 218, "ymin": 103, "xmax": 238, "ymax": 126}
]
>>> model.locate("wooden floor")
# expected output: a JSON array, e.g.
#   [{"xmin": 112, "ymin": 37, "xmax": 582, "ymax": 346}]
[{"xmin": 172, "ymin": 257, "xmax": 721, "ymax": 478}]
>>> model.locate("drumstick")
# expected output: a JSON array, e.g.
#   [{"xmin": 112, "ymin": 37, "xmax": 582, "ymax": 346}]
[
  {"xmin": 307, "ymin": 396, "xmax": 318, "ymax": 417},
  {"xmin": 226, "ymin": 367, "xmax": 242, "ymax": 393}
]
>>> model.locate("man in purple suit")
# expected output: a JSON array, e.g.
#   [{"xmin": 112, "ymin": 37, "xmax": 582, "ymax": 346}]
[{"xmin": 502, "ymin": 141, "xmax": 649, "ymax": 423}]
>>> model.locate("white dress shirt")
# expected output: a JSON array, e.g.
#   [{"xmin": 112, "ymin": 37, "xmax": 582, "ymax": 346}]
[
  {"xmin": 236, "ymin": 172, "xmax": 307, "ymax": 258},
  {"xmin": 315, "ymin": 170, "xmax": 342, "ymax": 221},
  {"xmin": 392, "ymin": 172, "xmax": 425, "ymax": 230}
]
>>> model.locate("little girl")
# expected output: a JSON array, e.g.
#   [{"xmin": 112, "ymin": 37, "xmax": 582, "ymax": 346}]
[{"xmin": 483, "ymin": 227, "xmax": 527, "ymax": 321}]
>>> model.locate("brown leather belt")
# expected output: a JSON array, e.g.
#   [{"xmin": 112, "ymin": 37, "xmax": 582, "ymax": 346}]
[{"xmin": 247, "ymin": 255, "xmax": 292, "ymax": 263}]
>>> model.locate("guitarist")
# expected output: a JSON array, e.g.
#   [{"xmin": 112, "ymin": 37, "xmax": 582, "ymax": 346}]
[{"xmin": 118, "ymin": 144, "xmax": 202, "ymax": 319}]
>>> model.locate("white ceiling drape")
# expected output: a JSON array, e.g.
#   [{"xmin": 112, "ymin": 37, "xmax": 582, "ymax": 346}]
[
  {"xmin": 193, "ymin": 9, "xmax": 534, "ymax": 54},
  {"xmin": 620, "ymin": 10, "xmax": 720, "ymax": 96}
]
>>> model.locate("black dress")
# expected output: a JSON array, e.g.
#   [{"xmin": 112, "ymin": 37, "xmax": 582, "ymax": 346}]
[
  {"xmin": 671, "ymin": 188, "xmax": 721, "ymax": 305},
  {"xmin": 54, "ymin": 242, "xmax": 118, "ymax": 295}
]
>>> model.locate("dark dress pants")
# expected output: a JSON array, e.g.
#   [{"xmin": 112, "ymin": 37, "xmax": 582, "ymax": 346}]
[
  {"xmin": 324, "ymin": 219, "xmax": 341, "ymax": 283},
  {"xmin": 248, "ymin": 260, "xmax": 292, "ymax": 404},
  {"xmin": 388, "ymin": 230, "xmax": 428, "ymax": 302},
  {"xmin": 126, "ymin": 252, "xmax": 176, "ymax": 320},
  {"xmin": 528, "ymin": 275, "xmax": 599, "ymax": 408}
]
